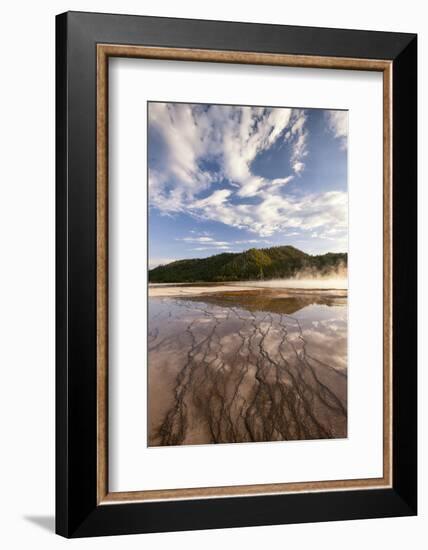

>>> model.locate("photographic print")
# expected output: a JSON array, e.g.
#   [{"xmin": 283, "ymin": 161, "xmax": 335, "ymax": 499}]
[{"xmin": 148, "ymin": 101, "xmax": 348, "ymax": 447}]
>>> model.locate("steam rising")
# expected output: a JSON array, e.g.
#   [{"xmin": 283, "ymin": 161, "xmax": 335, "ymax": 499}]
[{"xmin": 232, "ymin": 262, "xmax": 348, "ymax": 290}]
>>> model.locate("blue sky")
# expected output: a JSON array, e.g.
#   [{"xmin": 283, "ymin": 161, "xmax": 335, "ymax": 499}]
[{"xmin": 148, "ymin": 102, "xmax": 347, "ymax": 268}]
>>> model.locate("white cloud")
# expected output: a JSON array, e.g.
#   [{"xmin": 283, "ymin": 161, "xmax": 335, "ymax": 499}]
[
  {"xmin": 214, "ymin": 189, "xmax": 345, "ymax": 238},
  {"xmin": 185, "ymin": 189, "xmax": 347, "ymax": 239},
  {"xmin": 191, "ymin": 245, "xmax": 231, "ymax": 251},
  {"xmin": 192, "ymin": 189, "xmax": 232, "ymax": 209},
  {"xmin": 234, "ymin": 239, "xmax": 272, "ymax": 245},
  {"xmin": 292, "ymin": 161, "xmax": 305, "ymax": 174},
  {"xmin": 179, "ymin": 236, "xmax": 214, "ymax": 243},
  {"xmin": 326, "ymin": 110, "xmax": 348, "ymax": 149},
  {"xmin": 271, "ymin": 175, "xmax": 294, "ymax": 187},
  {"xmin": 289, "ymin": 111, "xmax": 308, "ymax": 174},
  {"xmin": 148, "ymin": 103, "xmax": 300, "ymax": 207},
  {"xmin": 177, "ymin": 235, "xmax": 231, "ymax": 248},
  {"xmin": 148, "ymin": 103, "xmax": 346, "ymax": 244}
]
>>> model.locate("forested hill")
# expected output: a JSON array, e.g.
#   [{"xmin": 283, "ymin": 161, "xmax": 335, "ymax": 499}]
[{"xmin": 148, "ymin": 245, "xmax": 347, "ymax": 283}]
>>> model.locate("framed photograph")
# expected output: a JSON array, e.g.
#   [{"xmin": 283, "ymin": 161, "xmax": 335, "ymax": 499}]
[{"xmin": 56, "ymin": 11, "xmax": 417, "ymax": 537}]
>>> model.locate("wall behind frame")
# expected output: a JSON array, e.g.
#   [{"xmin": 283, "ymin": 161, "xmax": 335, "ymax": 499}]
[{"xmin": 0, "ymin": 0, "xmax": 424, "ymax": 548}]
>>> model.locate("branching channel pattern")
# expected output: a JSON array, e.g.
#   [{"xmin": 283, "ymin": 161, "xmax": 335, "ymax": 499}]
[{"xmin": 148, "ymin": 294, "xmax": 347, "ymax": 446}]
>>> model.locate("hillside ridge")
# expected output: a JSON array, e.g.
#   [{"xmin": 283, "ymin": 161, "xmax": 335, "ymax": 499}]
[{"xmin": 149, "ymin": 245, "xmax": 347, "ymax": 284}]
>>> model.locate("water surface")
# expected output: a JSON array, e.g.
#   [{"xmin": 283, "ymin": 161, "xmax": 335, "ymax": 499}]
[{"xmin": 148, "ymin": 288, "xmax": 347, "ymax": 446}]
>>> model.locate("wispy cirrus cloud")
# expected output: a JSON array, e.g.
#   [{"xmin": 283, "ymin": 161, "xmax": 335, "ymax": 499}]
[
  {"xmin": 177, "ymin": 236, "xmax": 230, "ymax": 247},
  {"xmin": 179, "ymin": 236, "xmax": 215, "ymax": 243},
  {"xmin": 191, "ymin": 246, "xmax": 232, "ymax": 252},
  {"xmin": 185, "ymin": 189, "xmax": 347, "ymax": 238},
  {"xmin": 326, "ymin": 110, "xmax": 348, "ymax": 149},
  {"xmin": 148, "ymin": 103, "xmax": 347, "ymax": 245},
  {"xmin": 234, "ymin": 239, "xmax": 272, "ymax": 245},
  {"xmin": 149, "ymin": 103, "xmax": 301, "ymax": 208},
  {"xmin": 176, "ymin": 235, "xmax": 233, "ymax": 252}
]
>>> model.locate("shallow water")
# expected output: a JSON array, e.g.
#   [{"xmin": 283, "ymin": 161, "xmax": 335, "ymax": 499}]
[{"xmin": 148, "ymin": 289, "xmax": 347, "ymax": 446}]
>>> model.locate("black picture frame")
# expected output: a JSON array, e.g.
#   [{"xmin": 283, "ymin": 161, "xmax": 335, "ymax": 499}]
[{"xmin": 56, "ymin": 11, "xmax": 417, "ymax": 538}]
